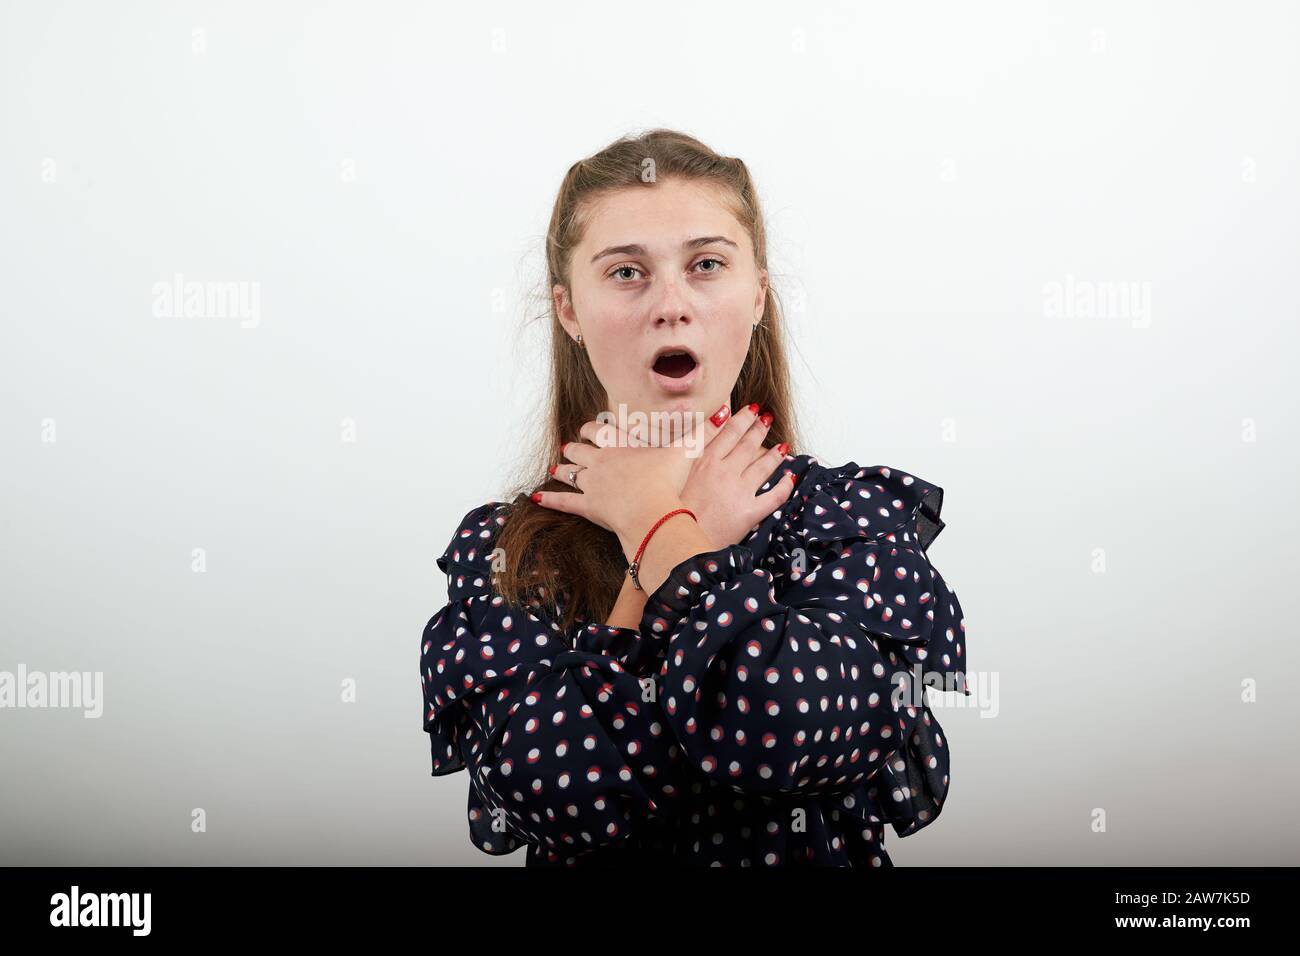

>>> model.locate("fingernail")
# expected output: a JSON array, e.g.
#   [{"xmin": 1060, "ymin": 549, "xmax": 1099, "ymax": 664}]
[
  {"xmin": 783, "ymin": 469, "xmax": 796, "ymax": 484},
  {"xmin": 530, "ymin": 491, "xmax": 542, "ymax": 503},
  {"xmin": 776, "ymin": 441, "xmax": 789, "ymax": 455},
  {"xmin": 548, "ymin": 463, "xmax": 557, "ymax": 476},
  {"xmin": 759, "ymin": 410, "xmax": 774, "ymax": 427},
  {"xmin": 746, "ymin": 402, "xmax": 760, "ymax": 414},
  {"xmin": 709, "ymin": 404, "xmax": 730, "ymax": 427}
]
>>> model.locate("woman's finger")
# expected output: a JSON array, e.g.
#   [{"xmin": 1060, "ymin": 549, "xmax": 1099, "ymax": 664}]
[
  {"xmin": 679, "ymin": 402, "xmax": 735, "ymax": 459},
  {"xmin": 726, "ymin": 405, "xmax": 772, "ymax": 465},
  {"xmin": 578, "ymin": 420, "xmax": 623, "ymax": 448},
  {"xmin": 531, "ymin": 488, "xmax": 589, "ymax": 518},
  {"xmin": 548, "ymin": 461, "xmax": 586, "ymax": 487},
  {"xmin": 614, "ymin": 419, "xmax": 654, "ymax": 446},
  {"xmin": 558, "ymin": 440, "xmax": 598, "ymax": 467},
  {"xmin": 704, "ymin": 402, "xmax": 759, "ymax": 461},
  {"xmin": 750, "ymin": 468, "xmax": 797, "ymax": 519},
  {"xmin": 742, "ymin": 441, "xmax": 791, "ymax": 490}
]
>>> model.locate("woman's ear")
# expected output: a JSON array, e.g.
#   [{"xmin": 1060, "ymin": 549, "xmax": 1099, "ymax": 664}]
[
  {"xmin": 553, "ymin": 283, "xmax": 580, "ymax": 342},
  {"xmin": 753, "ymin": 268, "xmax": 768, "ymax": 323}
]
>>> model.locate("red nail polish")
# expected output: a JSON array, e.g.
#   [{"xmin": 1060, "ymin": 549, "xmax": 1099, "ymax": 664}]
[
  {"xmin": 776, "ymin": 441, "xmax": 789, "ymax": 455},
  {"xmin": 759, "ymin": 410, "xmax": 774, "ymax": 427},
  {"xmin": 548, "ymin": 463, "xmax": 557, "ymax": 476},
  {"xmin": 746, "ymin": 402, "xmax": 760, "ymax": 414},
  {"xmin": 709, "ymin": 405, "xmax": 730, "ymax": 427},
  {"xmin": 530, "ymin": 492, "xmax": 542, "ymax": 503}
]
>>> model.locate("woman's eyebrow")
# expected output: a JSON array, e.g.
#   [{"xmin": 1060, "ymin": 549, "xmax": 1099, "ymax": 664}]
[{"xmin": 589, "ymin": 235, "xmax": 738, "ymax": 264}]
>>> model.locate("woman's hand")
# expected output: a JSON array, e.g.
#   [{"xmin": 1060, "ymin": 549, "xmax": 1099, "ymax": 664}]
[
  {"xmin": 535, "ymin": 405, "xmax": 730, "ymax": 561},
  {"xmin": 535, "ymin": 402, "xmax": 796, "ymax": 561},
  {"xmin": 678, "ymin": 402, "xmax": 797, "ymax": 549}
]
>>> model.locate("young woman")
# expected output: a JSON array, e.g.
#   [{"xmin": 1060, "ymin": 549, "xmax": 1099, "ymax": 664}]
[{"xmin": 420, "ymin": 129, "xmax": 968, "ymax": 867}]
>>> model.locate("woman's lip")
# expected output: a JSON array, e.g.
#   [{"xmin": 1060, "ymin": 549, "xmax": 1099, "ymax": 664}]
[{"xmin": 649, "ymin": 361, "xmax": 701, "ymax": 393}]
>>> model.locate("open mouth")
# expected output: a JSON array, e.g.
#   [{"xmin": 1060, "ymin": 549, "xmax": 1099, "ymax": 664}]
[{"xmin": 651, "ymin": 350, "xmax": 698, "ymax": 379}]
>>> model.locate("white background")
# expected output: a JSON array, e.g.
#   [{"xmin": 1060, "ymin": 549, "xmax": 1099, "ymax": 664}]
[{"xmin": 1, "ymin": 0, "xmax": 1297, "ymax": 864}]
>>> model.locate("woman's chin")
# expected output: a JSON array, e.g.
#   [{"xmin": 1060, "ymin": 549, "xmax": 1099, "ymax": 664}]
[{"xmin": 607, "ymin": 392, "xmax": 727, "ymax": 444}]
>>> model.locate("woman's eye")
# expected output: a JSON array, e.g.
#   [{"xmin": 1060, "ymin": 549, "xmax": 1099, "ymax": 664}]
[{"xmin": 608, "ymin": 258, "xmax": 725, "ymax": 282}]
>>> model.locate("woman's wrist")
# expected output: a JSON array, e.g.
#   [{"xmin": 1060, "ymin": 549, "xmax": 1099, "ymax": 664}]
[
  {"xmin": 616, "ymin": 494, "xmax": 690, "ymax": 564},
  {"xmin": 625, "ymin": 509, "xmax": 720, "ymax": 598},
  {"xmin": 604, "ymin": 574, "xmax": 648, "ymax": 630}
]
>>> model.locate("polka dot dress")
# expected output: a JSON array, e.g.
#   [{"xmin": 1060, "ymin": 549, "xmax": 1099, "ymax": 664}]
[{"xmin": 420, "ymin": 453, "xmax": 969, "ymax": 867}]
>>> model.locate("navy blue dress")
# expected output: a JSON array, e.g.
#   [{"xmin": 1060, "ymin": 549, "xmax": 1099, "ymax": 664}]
[{"xmin": 420, "ymin": 452, "xmax": 969, "ymax": 866}]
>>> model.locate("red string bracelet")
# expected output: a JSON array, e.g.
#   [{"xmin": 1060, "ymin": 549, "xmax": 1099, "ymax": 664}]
[{"xmin": 627, "ymin": 508, "xmax": 696, "ymax": 591}]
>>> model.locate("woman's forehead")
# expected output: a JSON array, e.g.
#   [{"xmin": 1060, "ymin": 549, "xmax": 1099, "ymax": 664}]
[{"xmin": 577, "ymin": 180, "xmax": 745, "ymax": 254}]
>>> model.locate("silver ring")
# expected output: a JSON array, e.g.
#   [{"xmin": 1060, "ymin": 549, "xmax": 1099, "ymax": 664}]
[{"xmin": 567, "ymin": 469, "xmax": 578, "ymax": 484}]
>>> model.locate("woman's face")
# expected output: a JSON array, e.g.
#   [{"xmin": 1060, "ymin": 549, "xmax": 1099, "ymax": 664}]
[{"xmin": 555, "ymin": 176, "xmax": 767, "ymax": 442}]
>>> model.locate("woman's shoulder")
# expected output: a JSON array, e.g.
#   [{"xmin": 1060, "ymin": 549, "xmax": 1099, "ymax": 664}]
[
  {"xmin": 782, "ymin": 453, "xmax": 948, "ymax": 553},
  {"xmin": 435, "ymin": 499, "xmax": 513, "ymax": 600}
]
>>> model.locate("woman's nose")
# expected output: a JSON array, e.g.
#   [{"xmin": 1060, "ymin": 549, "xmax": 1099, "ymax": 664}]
[{"xmin": 650, "ymin": 274, "xmax": 694, "ymax": 326}]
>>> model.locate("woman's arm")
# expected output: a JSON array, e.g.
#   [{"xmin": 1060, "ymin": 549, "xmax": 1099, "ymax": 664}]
[
  {"xmin": 603, "ymin": 574, "xmax": 649, "ymax": 630},
  {"xmin": 616, "ymin": 495, "xmax": 718, "ymax": 597},
  {"xmin": 605, "ymin": 499, "xmax": 724, "ymax": 627},
  {"xmin": 422, "ymin": 591, "xmax": 689, "ymax": 857},
  {"xmin": 423, "ymin": 501, "xmax": 690, "ymax": 859},
  {"xmin": 632, "ymin": 463, "xmax": 965, "ymax": 798}
]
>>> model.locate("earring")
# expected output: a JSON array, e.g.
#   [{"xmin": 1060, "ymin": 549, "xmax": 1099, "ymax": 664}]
[{"xmin": 576, "ymin": 333, "xmax": 584, "ymax": 348}]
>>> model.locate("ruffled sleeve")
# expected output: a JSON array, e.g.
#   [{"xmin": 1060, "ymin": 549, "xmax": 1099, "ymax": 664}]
[
  {"xmin": 637, "ymin": 460, "xmax": 967, "ymax": 837},
  {"xmin": 421, "ymin": 501, "xmax": 689, "ymax": 859},
  {"xmin": 420, "ymin": 502, "xmax": 506, "ymax": 779},
  {"xmin": 569, "ymin": 621, "xmax": 663, "ymax": 679}
]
